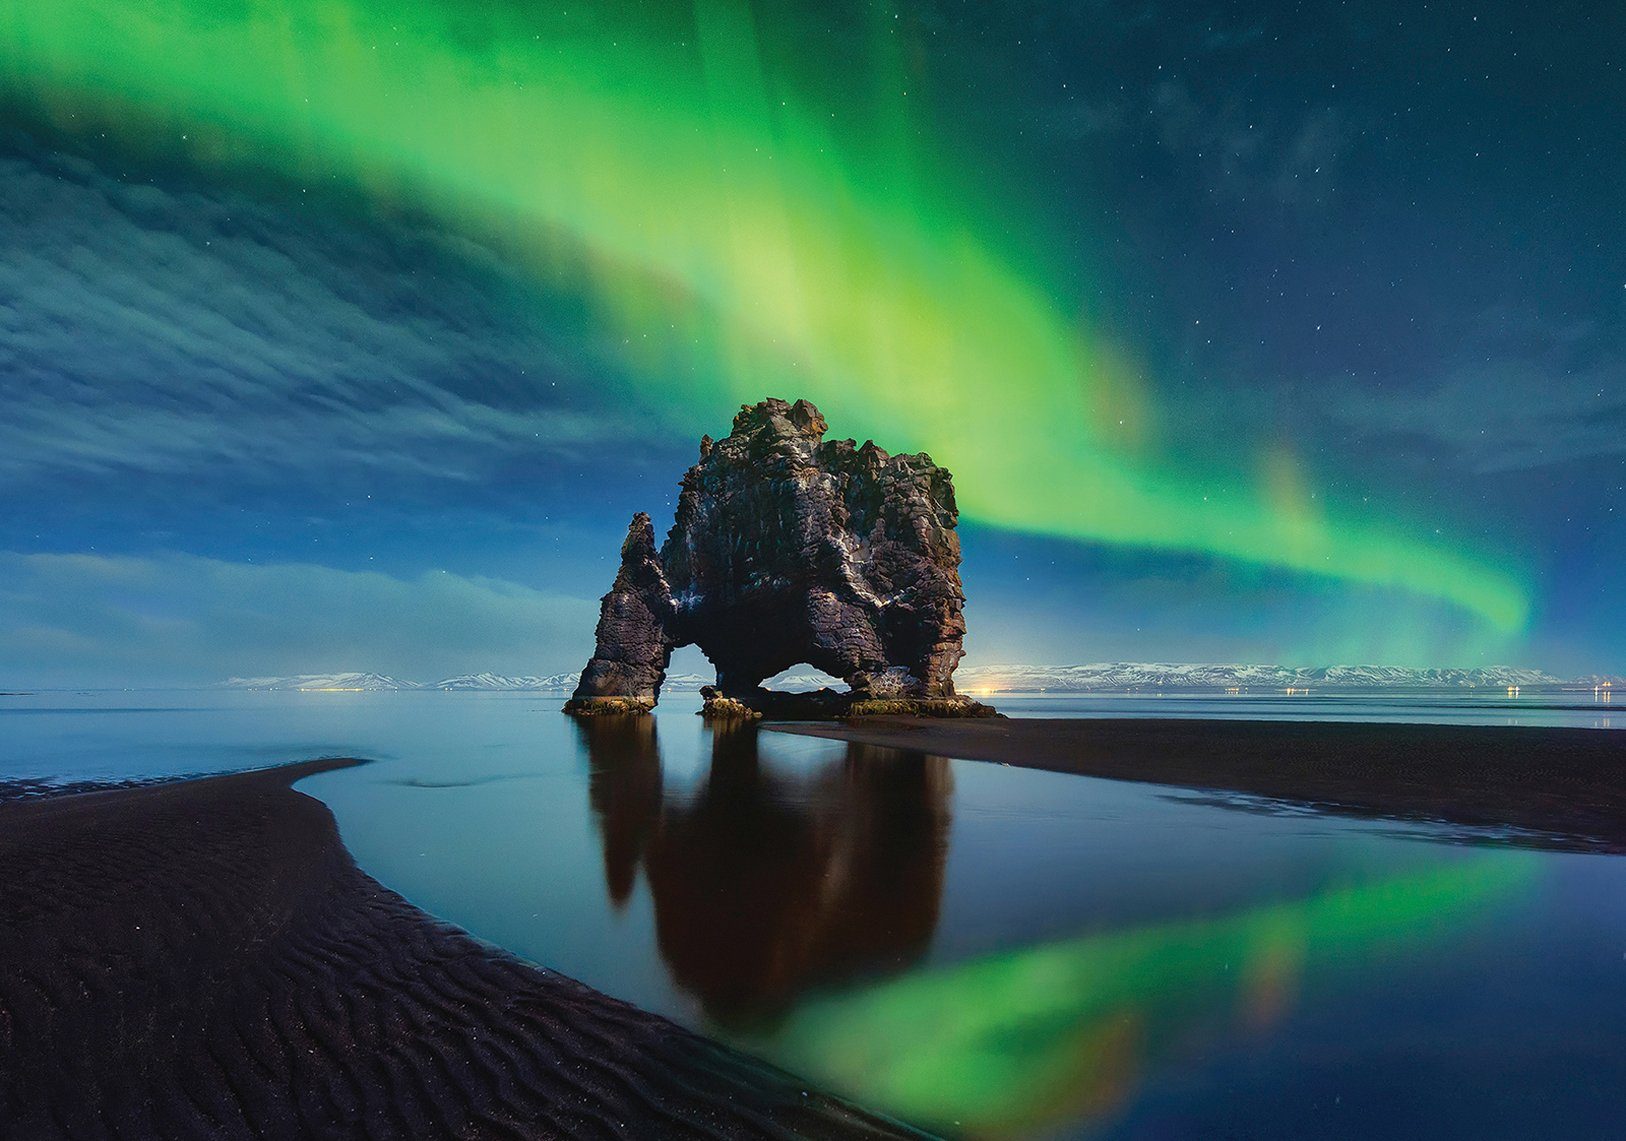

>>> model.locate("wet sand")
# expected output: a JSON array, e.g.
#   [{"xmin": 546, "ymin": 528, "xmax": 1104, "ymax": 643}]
[
  {"xmin": 770, "ymin": 717, "xmax": 1626, "ymax": 852},
  {"xmin": 0, "ymin": 759, "xmax": 923, "ymax": 1140}
]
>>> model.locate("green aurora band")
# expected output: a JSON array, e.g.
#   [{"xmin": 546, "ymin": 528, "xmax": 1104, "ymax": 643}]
[
  {"xmin": 0, "ymin": 0, "xmax": 1528, "ymax": 631},
  {"xmin": 745, "ymin": 854, "xmax": 1539, "ymax": 1136}
]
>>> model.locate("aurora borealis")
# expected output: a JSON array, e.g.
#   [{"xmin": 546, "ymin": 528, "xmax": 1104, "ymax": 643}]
[
  {"xmin": 1, "ymin": 0, "xmax": 1621, "ymax": 682},
  {"xmin": 753, "ymin": 854, "xmax": 1538, "ymax": 1135}
]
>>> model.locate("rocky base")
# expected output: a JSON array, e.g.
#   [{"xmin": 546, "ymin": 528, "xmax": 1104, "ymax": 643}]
[
  {"xmin": 569, "ymin": 399, "xmax": 971, "ymax": 712},
  {"xmin": 697, "ymin": 691, "xmax": 765, "ymax": 722},
  {"xmin": 700, "ymin": 687, "xmax": 1001, "ymax": 722},
  {"xmin": 847, "ymin": 696, "xmax": 1004, "ymax": 718},
  {"xmin": 563, "ymin": 696, "xmax": 655, "ymax": 717}
]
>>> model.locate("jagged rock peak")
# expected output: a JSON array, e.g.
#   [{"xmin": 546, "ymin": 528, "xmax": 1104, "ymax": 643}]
[
  {"xmin": 565, "ymin": 398, "xmax": 988, "ymax": 718},
  {"xmin": 726, "ymin": 395, "xmax": 826, "ymax": 441},
  {"xmin": 564, "ymin": 512, "xmax": 676, "ymax": 712}
]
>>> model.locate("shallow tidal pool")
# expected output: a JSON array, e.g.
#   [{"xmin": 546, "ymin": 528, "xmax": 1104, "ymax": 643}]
[{"xmin": 5, "ymin": 689, "xmax": 1625, "ymax": 1137}]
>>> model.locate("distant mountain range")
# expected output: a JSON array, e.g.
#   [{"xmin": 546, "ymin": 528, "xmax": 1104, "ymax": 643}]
[
  {"xmin": 217, "ymin": 673, "xmax": 422, "ymax": 691},
  {"xmin": 216, "ymin": 664, "xmax": 1621, "ymax": 693},
  {"xmin": 215, "ymin": 671, "xmax": 722, "ymax": 692},
  {"xmin": 948, "ymin": 663, "xmax": 1598, "ymax": 693}
]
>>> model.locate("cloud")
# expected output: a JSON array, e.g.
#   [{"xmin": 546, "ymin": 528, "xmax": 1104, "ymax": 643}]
[
  {"xmin": 1317, "ymin": 308, "xmax": 1626, "ymax": 473},
  {"xmin": 0, "ymin": 551, "xmax": 600, "ymax": 686},
  {"xmin": 1147, "ymin": 80, "xmax": 1344, "ymax": 205},
  {"xmin": 0, "ymin": 142, "xmax": 648, "ymax": 493},
  {"xmin": 1197, "ymin": 20, "xmax": 1268, "ymax": 54},
  {"xmin": 1005, "ymin": 6, "xmax": 1343, "ymax": 206},
  {"xmin": 1327, "ymin": 363, "xmax": 1626, "ymax": 474}
]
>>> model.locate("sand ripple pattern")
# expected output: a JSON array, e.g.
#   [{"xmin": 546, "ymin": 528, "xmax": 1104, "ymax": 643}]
[{"xmin": 0, "ymin": 759, "xmax": 925, "ymax": 1140}]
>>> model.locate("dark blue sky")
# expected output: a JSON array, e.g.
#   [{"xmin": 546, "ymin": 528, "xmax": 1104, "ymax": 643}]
[{"xmin": 0, "ymin": 0, "xmax": 1620, "ymax": 686}]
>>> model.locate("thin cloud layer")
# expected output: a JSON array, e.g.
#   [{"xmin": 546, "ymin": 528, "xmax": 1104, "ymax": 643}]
[
  {"xmin": 1317, "ymin": 310, "xmax": 1626, "ymax": 474},
  {"xmin": 0, "ymin": 146, "xmax": 637, "ymax": 491},
  {"xmin": 0, "ymin": 551, "xmax": 598, "ymax": 686}
]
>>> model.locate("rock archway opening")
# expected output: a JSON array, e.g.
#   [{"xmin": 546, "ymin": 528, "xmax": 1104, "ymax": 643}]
[{"xmin": 563, "ymin": 399, "xmax": 997, "ymax": 721}]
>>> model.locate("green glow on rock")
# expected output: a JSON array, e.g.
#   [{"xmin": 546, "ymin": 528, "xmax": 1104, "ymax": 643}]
[
  {"xmin": 0, "ymin": 0, "xmax": 1529, "ymax": 631},
  {"xmin": 747, "ymin": 856, "xmax": 1538, "ymax": 1136}
]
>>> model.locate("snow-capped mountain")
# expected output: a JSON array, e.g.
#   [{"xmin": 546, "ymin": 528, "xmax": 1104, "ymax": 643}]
[
  {"xmin": 217, "ymin": 671, "xmax": 730, "ymax": 692},
  {"xmin": 215, "ymin": 663, "xmax": 1604, "ymax": 694},
  {"xmin": 763, "ymin": 669, "xmax": 845, "ymax": 691},
  {"xmin": 657, "ymin": 673, "xmax": 716, "ymax": 691},
  {"xmin": 951, "ymin": 663, "xmax": 1570, "ymax": 693},
  {"xmin": 427, "ymin": 673, "xmax": 572, "ymax": 691},
  {"xmin": 217, "ymin": 672, "xmax": 419, "ymax": 691},
  {"xmin": 427, "ymin": 671, "xmax": 715, "ymax": 691}
]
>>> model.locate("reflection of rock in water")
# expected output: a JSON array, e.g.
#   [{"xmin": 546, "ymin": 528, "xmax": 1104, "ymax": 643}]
[
  {"xmin": 578, "ymin": 719, "xmax": 952, "ymax": 1030},
  {"xmin": 578, "ymin": 717, "xmax": 664, "ymax": 907}
]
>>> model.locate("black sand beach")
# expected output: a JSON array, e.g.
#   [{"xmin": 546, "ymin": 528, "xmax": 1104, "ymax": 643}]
[
  {"xmin": 771, "ymin": 717, "xmax": 1626, "ymax": 852},
  {"xmin": 0, "ymin": 759, "xmax": 923, "ymax": 1141}
]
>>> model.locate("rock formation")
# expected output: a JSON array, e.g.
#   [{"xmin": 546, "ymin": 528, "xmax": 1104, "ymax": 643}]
[
  {"xmin": 576, "ymin": 717, "xmax": 954, "ymax": 1028},
  {"xmin": 566, "ymin": 398, "xmax": 993, "ymax": 717},
  {"xmin": 566, "ymin": 513, "xmax": 677, "ymax": 713}
]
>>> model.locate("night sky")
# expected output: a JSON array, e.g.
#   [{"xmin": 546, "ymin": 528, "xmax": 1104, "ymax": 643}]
[{"xmin": 1, "ymin": 0, "xmax": 1620, "ymax": 686}]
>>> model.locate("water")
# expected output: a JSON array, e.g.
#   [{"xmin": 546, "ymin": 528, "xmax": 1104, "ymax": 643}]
[
  {"xmin": 3, "ymin": 689, "xmax": 1624, "ymax": 1137},
  {"xmin": 988, "ymin": 689, "xmax": 1622, "ymax": 729}
]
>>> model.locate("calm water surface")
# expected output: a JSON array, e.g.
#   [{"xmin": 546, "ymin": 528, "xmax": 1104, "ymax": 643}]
[{"xmin": 3, "ymin": 689, "xmax": 1624, "ymax": 1137}]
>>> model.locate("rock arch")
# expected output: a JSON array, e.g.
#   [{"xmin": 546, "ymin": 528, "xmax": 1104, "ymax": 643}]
[{"xmin": 565, "ymin": 398, "xmax": 980, "ymax": 716}]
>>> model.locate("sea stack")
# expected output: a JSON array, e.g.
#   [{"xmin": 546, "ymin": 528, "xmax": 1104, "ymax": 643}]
[{"xmin": 565, "ymin": 398, "xmax": 995, "ymax": 718}]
